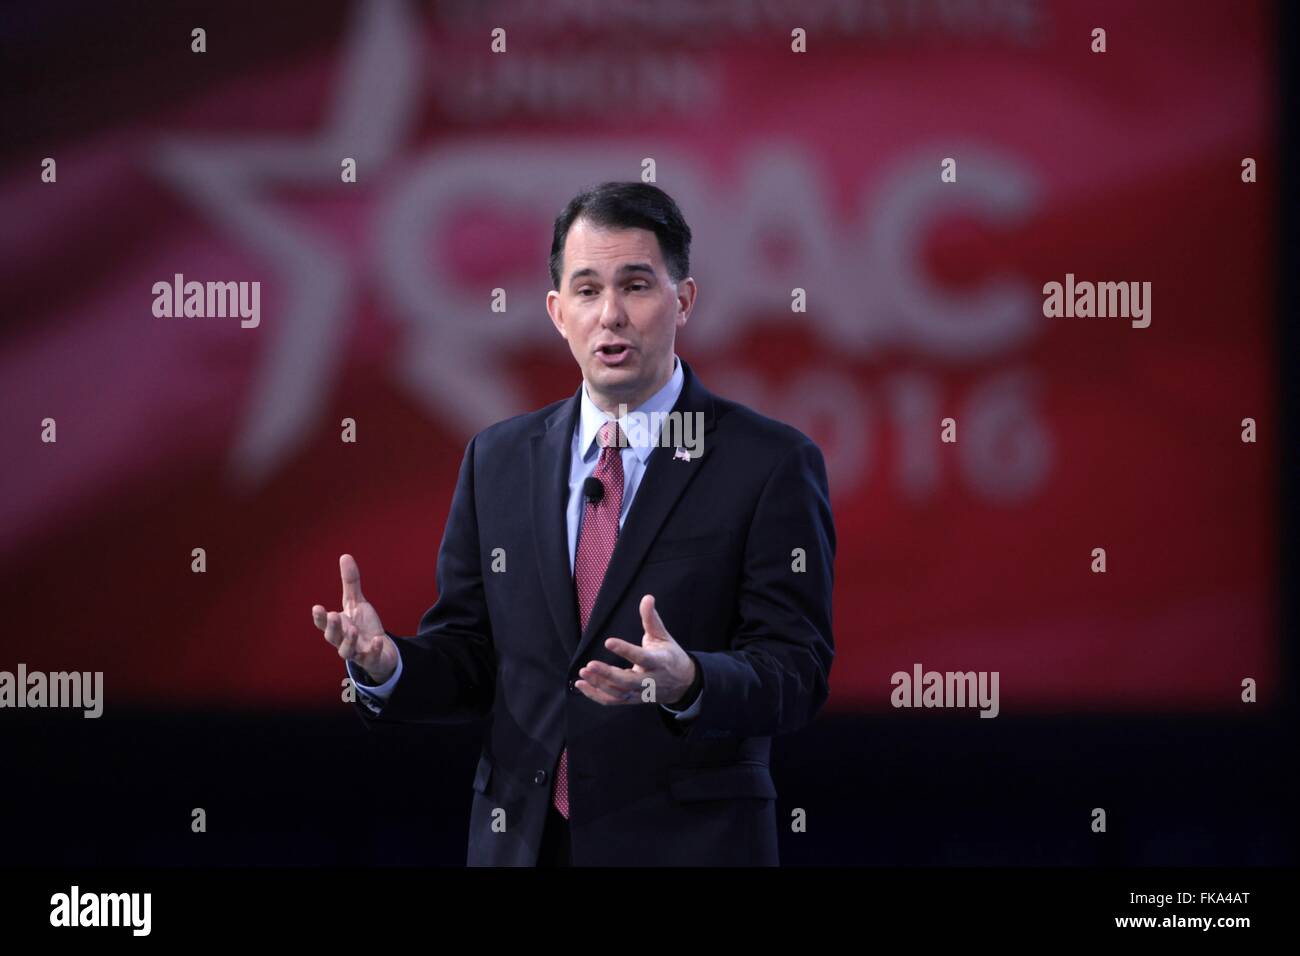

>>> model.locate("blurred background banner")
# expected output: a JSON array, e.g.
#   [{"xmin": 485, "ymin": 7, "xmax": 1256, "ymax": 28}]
[{"xmin": 0, "ymin": 0, "xmax": 1279, "ymax": 712}]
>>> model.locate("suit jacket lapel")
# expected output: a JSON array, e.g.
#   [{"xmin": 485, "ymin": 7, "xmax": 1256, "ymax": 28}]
[
  {"xmin": 570, "ymin": 358, "xmax": 717, "ymax": 667},
  {"xmin": 530, "ymin": 384, "xmax": 583, "ymax": 658}
]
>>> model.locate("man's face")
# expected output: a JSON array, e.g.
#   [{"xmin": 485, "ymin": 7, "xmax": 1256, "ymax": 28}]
[{"xmin": 547, "ymin": 217, "xmax": 695, "ymax": 412}]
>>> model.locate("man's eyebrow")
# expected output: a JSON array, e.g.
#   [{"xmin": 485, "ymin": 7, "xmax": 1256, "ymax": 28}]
[{"xmin": 568, "ymin": 263, "xmax": 657, "ymax": 285}]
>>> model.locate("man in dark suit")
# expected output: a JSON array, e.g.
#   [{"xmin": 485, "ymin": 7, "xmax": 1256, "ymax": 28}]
[{"xmin": 312, "ymin": 182, "xmax": 835, "ymax": 866}]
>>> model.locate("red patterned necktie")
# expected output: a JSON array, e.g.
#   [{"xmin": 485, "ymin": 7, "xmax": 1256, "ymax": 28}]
[{"xmin": 553, "ymin": 420, "xmax": 624, "ymax": 820}]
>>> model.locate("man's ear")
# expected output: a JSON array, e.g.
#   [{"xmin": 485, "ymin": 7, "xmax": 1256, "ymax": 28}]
[
  {"xmin": 546, "ymin": 289, "xmax": 567, "ymax": 339},
  {"xmin": 675, "ymin": 277, "xmax": 697, "ymax": 328}
]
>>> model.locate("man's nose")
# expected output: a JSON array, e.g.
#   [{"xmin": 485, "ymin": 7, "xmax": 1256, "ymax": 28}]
[{"xmin": 599, "ymin": 290, "xmax": 627, "ymax": 326}]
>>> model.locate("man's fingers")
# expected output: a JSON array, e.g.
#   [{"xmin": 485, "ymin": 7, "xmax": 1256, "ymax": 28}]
[
  {"xmin": 337, "ymin": 620, "xmax": 358, "ymax": 660},
  {"xmin": 323, "ymin": 611, "xmax": 344, "ymax": 648},
  {"xmin": 639, "ymin": 594, "xmax": 670, "ymax": 641},
  {"xmin": 312, "ymin": 606, "xmax": 328, "ymax": 632},
  {"xmin": 339, "ymin": 554, "xmax": 366, "ymax": 610},
  {"xmin": 574, "ymin": 678, "xmax": 631, "ymax": 706},
  {"xmin": 603, "ymin": 637, "xmax": 650, "ymax": 667},
  {"xmin": 579, "ymin": 661, "xmax": 641, "ymax": 697}
]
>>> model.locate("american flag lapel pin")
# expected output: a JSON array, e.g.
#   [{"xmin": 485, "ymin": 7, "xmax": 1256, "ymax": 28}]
[{"xmin": 673, "ymin": 447, "xmax": 692, "ymax": 462}]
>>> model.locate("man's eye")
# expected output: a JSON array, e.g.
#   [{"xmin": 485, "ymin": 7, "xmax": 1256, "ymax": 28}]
[
  {"xmin": 578, "ymin": 288, "xmax": 596, "ymax": 296},
  {"xmin": 627, "ymin": 283, "xmax": 648, "ymax": 292}
]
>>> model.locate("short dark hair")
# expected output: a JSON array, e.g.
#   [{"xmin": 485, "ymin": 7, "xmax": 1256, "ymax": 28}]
[{"xmin": 549, "ymin": 181, "xmax": 692, "ymax": 290}]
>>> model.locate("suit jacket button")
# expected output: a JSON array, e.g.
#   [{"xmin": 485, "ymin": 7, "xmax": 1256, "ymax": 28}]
[{"xmin": 534, "ymin": 770, "xmax": 547, "ymax": 785}]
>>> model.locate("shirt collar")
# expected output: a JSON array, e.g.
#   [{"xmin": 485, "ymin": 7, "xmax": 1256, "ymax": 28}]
[{"xmin": 579, "ymin": 354, "xmax": 684, "ymax": 465}]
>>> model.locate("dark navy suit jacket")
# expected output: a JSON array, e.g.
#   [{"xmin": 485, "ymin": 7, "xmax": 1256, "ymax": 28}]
[{"xmin": 353, "ymin": 357, "xmax": 835, "ymax": 865}]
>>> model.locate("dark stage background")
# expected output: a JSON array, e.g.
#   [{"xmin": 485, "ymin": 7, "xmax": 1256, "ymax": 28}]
[{"xmin": 1, "ymin": 0, "xmax": 1294, "ymax": 866}]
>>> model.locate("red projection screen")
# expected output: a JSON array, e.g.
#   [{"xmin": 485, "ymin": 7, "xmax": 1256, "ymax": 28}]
[{"xmin": 0, "ymin": 0, "xmax": 1278, "ymax": 712}]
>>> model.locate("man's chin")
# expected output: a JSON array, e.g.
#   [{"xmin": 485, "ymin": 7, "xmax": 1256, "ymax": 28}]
[{"xmin": 588, "ymin": 364, "xmax": 638, "ymax": 387}]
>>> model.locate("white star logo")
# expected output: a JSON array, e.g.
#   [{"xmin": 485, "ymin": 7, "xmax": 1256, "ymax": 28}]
[{"xmin": 152, "ymin": 0, "xmax": 424, "ymax": 488}]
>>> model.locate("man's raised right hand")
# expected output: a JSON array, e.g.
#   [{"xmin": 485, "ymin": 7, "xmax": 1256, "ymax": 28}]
[{"xmin": 312, "ymin": 554, "xmax": 399, "ymax": 685}]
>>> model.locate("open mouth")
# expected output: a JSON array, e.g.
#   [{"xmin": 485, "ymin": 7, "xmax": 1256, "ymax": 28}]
[{"xmin": 595, "ymin": 343, "xmax": 633, "ymax": 366}]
